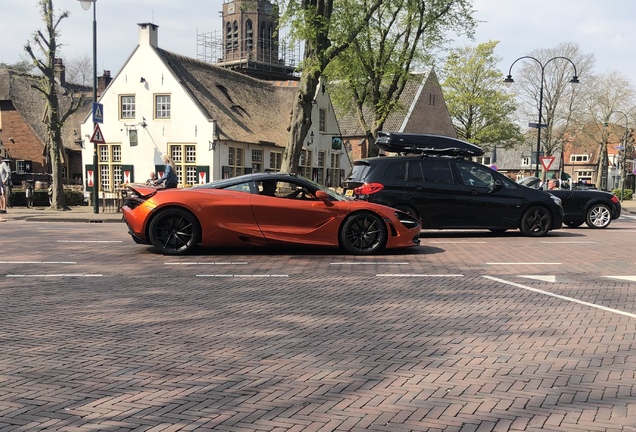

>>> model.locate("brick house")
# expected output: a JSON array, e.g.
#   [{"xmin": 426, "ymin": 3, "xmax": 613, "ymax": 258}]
[{"xmin": 0, "ymin": 60, "xmax": 111, "ymax": 186}]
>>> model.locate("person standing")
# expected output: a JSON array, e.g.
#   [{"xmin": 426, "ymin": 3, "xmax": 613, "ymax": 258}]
[
  {"xmin": 0, "ymin": 159, "xmax": 10, "ymax": 213},
  {"xmin": 155, "ymin": 155, "xmax": 178, "ymax": 189}
]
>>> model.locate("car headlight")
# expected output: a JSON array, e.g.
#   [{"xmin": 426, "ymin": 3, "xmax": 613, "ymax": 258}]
[{"xmin": 548, "ymin": 193, "xmax": 562, "ymax": 206}]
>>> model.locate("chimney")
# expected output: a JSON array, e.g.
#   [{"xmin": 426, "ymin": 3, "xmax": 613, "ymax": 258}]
[
  {"xmin": 138, "ymin": 23, "xmax": 159, "ymax": 48},
  {"xmin": 97, "ymin": 70, "xmax": 112, "ymax": 95},
  {"xmin": 54, "ymin": 58, "xmax": 65, "ymax": 86}
]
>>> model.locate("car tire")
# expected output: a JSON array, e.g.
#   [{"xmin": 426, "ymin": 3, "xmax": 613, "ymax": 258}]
[
  {"xmin": 340, "ymin": 211, "xmax": 387, "ymax": 255},
  {"xmin": 585, "ymin": 203, "xmax": 611, "ymax": 228},
  {"xmin": 148, "ymin": 207, "xmax": 200, "ymax": 255},
  {"xmin": 520, "ymin": 205, "xmax": 552, "ymax": 236},
  {"xmin": 394, "ymin": 205, "xmax": 419, "ymax": 220},
  {"xmin": 564, "ymin": 221, "xmax": 583, "ymax": 228}
]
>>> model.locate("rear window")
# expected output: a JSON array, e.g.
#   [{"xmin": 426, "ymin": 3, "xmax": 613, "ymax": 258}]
[{"xmin": 346, "ymin": 163, "xmax": 372, "ymax": 182}]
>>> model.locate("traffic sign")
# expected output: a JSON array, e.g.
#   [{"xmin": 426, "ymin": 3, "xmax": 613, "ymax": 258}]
[
  {"xmin": 90, "ymin": 124, "xmax": 106, "ymax": 144},
  {"xmin": 540, "ymin": 156, "xmax": 555, "ymax": 171},
  {"xmin": 92, "ymin": 102, "xmax": 104, "ymax": 124},
  {"xmin": 528, "ymin": 122, "xmax": 548, "ymax": 128}
]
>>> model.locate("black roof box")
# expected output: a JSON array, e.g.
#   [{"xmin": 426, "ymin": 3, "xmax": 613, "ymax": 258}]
[{"xmin": 376, "ymin": 132, "xmax": 484, "ymax": 157}]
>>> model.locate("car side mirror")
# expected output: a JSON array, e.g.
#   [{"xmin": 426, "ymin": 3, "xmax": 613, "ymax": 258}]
[
  {"xmin": 315, "ymin": 190, "xmax": 334, "ymax": 206},
  {"xmin": 491, "ymin": 180, "xmax": 503, "ymax": 192}
]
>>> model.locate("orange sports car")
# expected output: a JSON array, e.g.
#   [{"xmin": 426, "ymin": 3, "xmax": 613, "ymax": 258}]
[{"xmin": 122, "ymin": 172, "xmax": 421, "ymax": 255}]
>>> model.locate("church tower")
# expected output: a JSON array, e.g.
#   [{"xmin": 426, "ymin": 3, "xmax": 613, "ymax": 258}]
[{"xmin": 217, "ymin": 0, "xmax": 296, "ymax": 80}]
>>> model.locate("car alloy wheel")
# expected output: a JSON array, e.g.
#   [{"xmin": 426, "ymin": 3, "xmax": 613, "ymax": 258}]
[
  {"xmin": 148, "ymin": 207, "xmax": 200, "ymax": 254},
  {"xmin": 586, "ymin": 203, "xmax": 611, "ymax": 228},
  {"xmin": 340, "ymin": 211, "xmax": 387, "ymax": 255},
  {"xmin": 520, "ymin": 205, "xmax": 552, "ymax": 236}
]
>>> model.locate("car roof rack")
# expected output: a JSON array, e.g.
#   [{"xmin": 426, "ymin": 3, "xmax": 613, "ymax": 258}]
[{"xmin": 376, "ymin": 132, "xmax": 484, "ymax": 157}]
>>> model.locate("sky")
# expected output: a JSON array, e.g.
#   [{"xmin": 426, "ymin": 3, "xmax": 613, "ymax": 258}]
[{"xmin": 2, "ymin": 0, "xmax": 636, "ymax": 87}]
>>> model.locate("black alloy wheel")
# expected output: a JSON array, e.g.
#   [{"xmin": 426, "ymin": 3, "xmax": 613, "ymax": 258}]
[
  {"xmin": 148, "ymin": 208, "xmax": 200, "ymax": 254},
  {"xmin": 340, "ymin": 212, "xmax": 387, "ymax": 255},
  {"xmin": 520, "ymin": 205, "xmax": 552, "ymax": 236}
]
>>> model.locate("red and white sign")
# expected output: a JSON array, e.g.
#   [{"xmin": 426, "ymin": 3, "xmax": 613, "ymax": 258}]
[
  {"xmin": 87, "ymin": 170, "xmax": 94, "ymax": 187},
  {"xmin": 540, "ymin": 156, "xmax": 555, "ymax": 171},
  {"xmin": 90, "ymin": 124, "xmax": 106, "ymax": 144},
  {"xmin": 199, "ymin": 172, "xmax": 207, "ymax": 184},
  {"xmin": 123, "ymin": 170, "xmax": 132, "ymax": 183}
]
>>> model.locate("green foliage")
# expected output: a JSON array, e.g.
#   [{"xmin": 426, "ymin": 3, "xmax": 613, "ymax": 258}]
[
  {"xmin": 10, "ymin": 189, "xmax": 84, "ymax": 207},
  {"xmin": 440, "ymin": 41, "xmax": 523, "ymax": 148},
  {"xmin": 612, "ymin": 188, "xmax": 633, "ymax": 201}
]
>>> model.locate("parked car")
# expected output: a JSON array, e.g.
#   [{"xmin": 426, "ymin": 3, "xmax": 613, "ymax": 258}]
[
  {"xmin": 517, "ymin": 176, "xmax": 621, "ymax": 228},
  {"xmin": 343, "ymin": 132, "xmax": 564, "ymax": 236},
  {"xmin": 121, "ymin": 172, "xmax": 421, "ymax": 255}
]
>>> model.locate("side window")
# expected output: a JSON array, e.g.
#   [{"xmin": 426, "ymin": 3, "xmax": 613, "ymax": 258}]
[
  {"xmin": 223, "ymin": 181, "xmax": 251, "ymax": 193},
  {"xmin": 407, "ymin": 161, "xmax": 423, "ymax": 182},
  {"xmin": 257, "ymin": 180, "xmax": 313, "ymax": 199},
  {"xmin": 383, "ymin": 162, "xmax": 406, "ymax": 181},
  {"xmin": 456, "ymin": 161, "xmax": 494, "ymax": 187},
  {"xmin": 421, "ymin": 159, "xmax": 454, "ymax": 184}
]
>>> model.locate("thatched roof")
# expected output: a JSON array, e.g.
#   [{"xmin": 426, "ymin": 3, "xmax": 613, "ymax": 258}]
[
  {"xmin": 0, "ymin": 68, "xmax": 91, "ymax": 151},
  {"xmin": 156, "ymin": 49, "xmax": 296, "ymax": 147}
]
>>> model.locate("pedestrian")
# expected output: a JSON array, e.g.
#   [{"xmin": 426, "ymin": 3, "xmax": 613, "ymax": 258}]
[
  {"xmin": 146, "ymin": 171, "xmax": 157, "ymax": 186},
  {"xmin": 0, "ymin": 159, "xmax": 10, "ymax": 213},
  {"xmin": 155, "ymin": 155, "xmax": 178, "ymax": 189}
]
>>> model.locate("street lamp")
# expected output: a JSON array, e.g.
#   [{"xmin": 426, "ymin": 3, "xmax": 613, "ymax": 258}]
[
  {"xmin": 504, "ymin": 56, "xmax": 580, "ymax": 179},
  {"xmin": 78, "ymin": 0, "xmax": 99, "ymax": 214}
]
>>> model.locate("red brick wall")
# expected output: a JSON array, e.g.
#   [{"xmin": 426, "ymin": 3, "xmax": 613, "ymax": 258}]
[{"xmin": 0, "ymin": 101, "xmax": 47, "ymax": 172}]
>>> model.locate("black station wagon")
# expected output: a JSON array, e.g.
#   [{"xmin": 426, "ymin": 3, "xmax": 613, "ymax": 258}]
[{"xmin": 343, "ymin": 133, "xmax": 564, "ymax": 236}]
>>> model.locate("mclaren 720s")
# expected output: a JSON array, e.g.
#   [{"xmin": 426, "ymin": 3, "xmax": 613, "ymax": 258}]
[{"xmin": 121, "ymin": 172, "xmax": 421, "ymax": 255}]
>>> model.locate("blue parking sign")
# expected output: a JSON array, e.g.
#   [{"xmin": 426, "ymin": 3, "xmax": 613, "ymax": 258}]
[{"xmin": 92, "ymin": 102, "xmax": 104, "ymax": 124}]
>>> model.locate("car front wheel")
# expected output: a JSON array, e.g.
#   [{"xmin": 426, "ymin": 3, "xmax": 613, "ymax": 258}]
[
  {"xmin": 148, "ymin": 207, "xmax": 200, "ymax": 254},
  {"xmin": 340, "ymin": 212, "xmax": 387, "ymax": 255},
  {"xmin": 586, "ymin": 203, "xmax": 611, "ymax": 228},
  {"xmin": 520, "ymin": 205, "xmax": 552, "ymax": 236}
]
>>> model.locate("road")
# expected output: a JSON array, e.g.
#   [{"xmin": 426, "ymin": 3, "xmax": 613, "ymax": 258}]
[{"xmin": 1, "ymin": 216, "xmax": 636, "ymax": 431}]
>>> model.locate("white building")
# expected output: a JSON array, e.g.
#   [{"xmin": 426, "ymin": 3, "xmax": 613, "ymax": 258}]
[{"xmin": 80, "ymin": 22, "xmax": 349, "ymax": 201}]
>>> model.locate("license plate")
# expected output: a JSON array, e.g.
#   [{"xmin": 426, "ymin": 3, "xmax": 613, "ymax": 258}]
[{"xmin": 345, "ymin": 189, "xmax": 354, "ymax": 197}]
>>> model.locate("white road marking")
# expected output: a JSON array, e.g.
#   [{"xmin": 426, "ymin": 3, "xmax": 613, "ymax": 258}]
[
  {"xmin": 0, "ymin": 261, "xmax": 77, "ymax": 264},
  {"xmin": 377, "ymin": 274, "xmax": 463, "ymax": 277},
  {"xmin": 196, "ymin": 274, "xmax": 288, "ymax": 278},
  {"xmin": 6, "ymin": 274, "xmax": 102, "ymax": 277},
  {"xmin": 165, "ymin": 262, "xmax": 248, "ymax": 265},
  {"xmin": 57, "ymin": 240, "xmax": 122, "ymax": 243},
  {"xmin": 330, "ymin": 262, "xmax": 410, "ymax": 265},
  {"xmin": 540, "ymin": 241, "xmax": 596, "ymax": 244},
  {"xmin": 429, "ymin": 241, "xmax": 488, "ymax": 244},
  {"xmin": 484, "ymin": 276, "xmax": 636, "ymax": 319},
  {"xmin": 605, "ymin": 276, "xmax": 636, "ymax": 282},
  {"xmin": 487, "ymin": 262, "xmax": 562, "ymax": 265},
  {"xmin": 518, "ymin": 275, "xmax": 556, "ymax": 282}
]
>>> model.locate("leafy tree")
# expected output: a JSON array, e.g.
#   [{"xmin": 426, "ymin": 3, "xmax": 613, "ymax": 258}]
[
  {"xmin": 326, "ymin": 0, "xmax": 476, "ymax": 156},
  {"xmin": 440, "ymin": 41, "xmax": 521, "ymax": 149},
  {"xmin": 24, "ymin": 0, "xmax": 83, "ymax": 210},
  {"xmin": 279, "ymin": 0, "xmax": 384, "ymax": 173}
]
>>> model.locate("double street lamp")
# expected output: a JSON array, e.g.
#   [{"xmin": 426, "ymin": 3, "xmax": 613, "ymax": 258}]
[
  {"xmin": 78, "ymin": 0, "xmax": 99, "ymax": 214},
  {"xmin": 504, "ymin": 56, "xmax": 580, "ymax": 179}
]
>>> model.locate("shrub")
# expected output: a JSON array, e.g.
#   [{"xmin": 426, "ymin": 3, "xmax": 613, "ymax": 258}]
[{"xmin": 612, "ymin": 188, "xmax": 633, "ymax": 201}]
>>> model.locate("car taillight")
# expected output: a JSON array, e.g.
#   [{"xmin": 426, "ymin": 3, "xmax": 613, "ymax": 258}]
[
  {"xmin": 611, "ymin": 195, "xmax": 620, "ymax": 204},
  {"xmin": 354, "ymin": 183, "xmax": 384, "ymax": 195}
]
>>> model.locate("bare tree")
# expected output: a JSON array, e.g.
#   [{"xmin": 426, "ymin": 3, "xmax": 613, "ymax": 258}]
[
  {"xmin": 24, "ymin": 0, "xmax": 84, "ymax": 210},
  {"xmin": 509, "ymin": 43, "xmax": 594, "ymax": 179},
  {"xmin": 64, "ymin": 54, "xmax": 92, "ymax": 86}
]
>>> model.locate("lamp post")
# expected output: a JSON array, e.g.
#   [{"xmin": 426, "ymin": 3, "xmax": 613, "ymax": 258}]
[
  {"xmin": 504, "ymin": 56, "xmax": 579, "ymax": 179},
  {"xmin": 78, "ymin": 0, "xmax": 99, "ymax": 214}
]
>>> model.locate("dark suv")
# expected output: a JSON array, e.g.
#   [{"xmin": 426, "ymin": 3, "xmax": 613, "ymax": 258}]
[{"xmin": 343, "ymin": 133, "xmax": 564, "ymax": 236}]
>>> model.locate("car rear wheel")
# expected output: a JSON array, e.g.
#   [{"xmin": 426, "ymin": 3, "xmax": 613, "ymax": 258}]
[
  {"xmin": 586, "ymin": 203, "xmax": 611, "ymax": 228},
  {"xmin": 340, "ymin": 212, "xmax": 387, "ymax": 255},
  {"xmin": 148, "ymin": 207, "xmax": 200, "ymax": 255},
  {"xmin": 564, "ymin": 221, "xmax": 583, "ymax": 228},
  {"xmin": 520, "ymin": 205, "xmax": 552, "ymax": 236}
]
